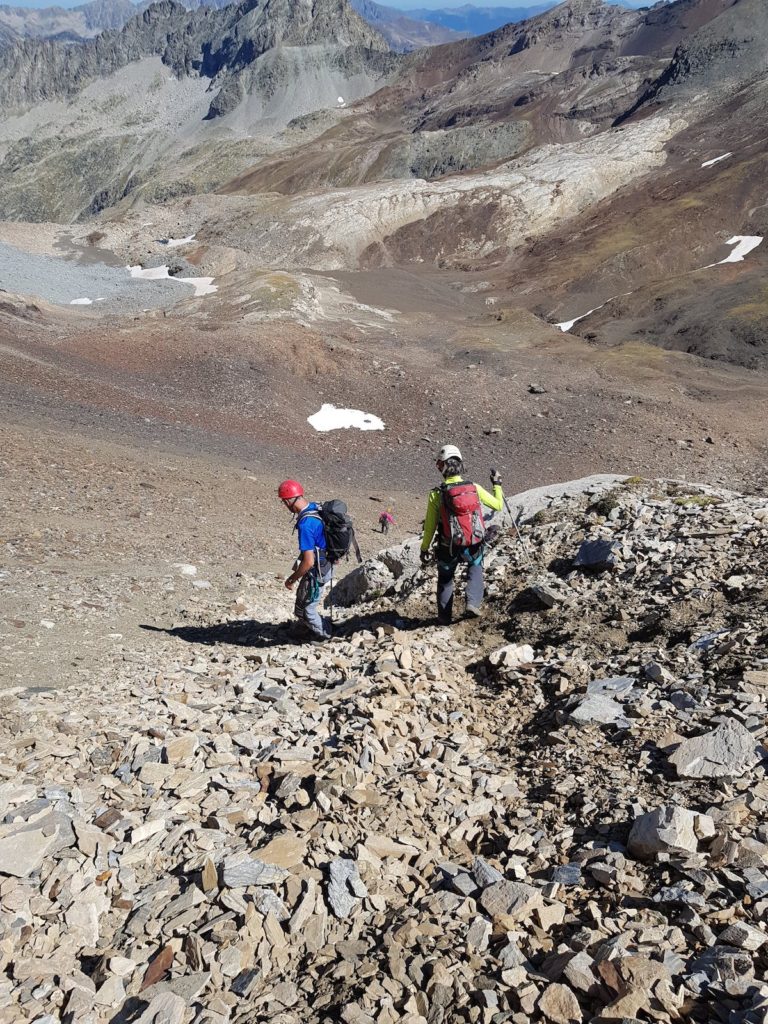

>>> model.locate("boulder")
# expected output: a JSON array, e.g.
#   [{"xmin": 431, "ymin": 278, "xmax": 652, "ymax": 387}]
[
  {"xmin": 669, "ymin": 718, "xmax": 761, "ymax": 779},
  {"xmin": 574, "ymin": 538, "xmax": 621, "ymax": 570},
  {"xmin": 488, "ymin": 644, "xmax": 535, "ymax": 670},
  {"xmin": 328, "ymin": 559, "xmax": 394, "ymax": 607},
  {"xmin": 628, "ymin": 805, "xmax": 715, "ymax": 859}
]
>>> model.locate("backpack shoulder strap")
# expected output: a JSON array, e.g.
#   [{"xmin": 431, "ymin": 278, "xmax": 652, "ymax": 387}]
[
  {"xmin": 293, "ymin": 507, "xmax": 323, "ymax": 532},
  {"xmin": 350, "ymin": 526, "xmax": 362, "ymax": 564}
]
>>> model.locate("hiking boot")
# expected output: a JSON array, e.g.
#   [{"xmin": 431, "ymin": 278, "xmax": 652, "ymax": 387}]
[
  {"xmin": 306, "ymin": 632, "xmax": 332, "ymax": 645},
  {"xmin": 465, "ymin": 605, "xmax": 482, "ymax": 619}
]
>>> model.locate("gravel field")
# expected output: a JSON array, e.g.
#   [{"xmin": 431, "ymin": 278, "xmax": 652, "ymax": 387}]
[{"xmin": 0, "ymin": 239, "xmax": 198, "ymax": 312}]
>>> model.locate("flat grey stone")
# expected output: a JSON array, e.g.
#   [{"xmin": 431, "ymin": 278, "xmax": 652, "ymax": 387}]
[
  {"xmin": 327, "ymin": 858, "xmax": 367, "ymax": 918},
  {"xmin": 669, "ymin": 718, "xmax": 761, "ymax": 778},
  {"xmin": 0, "ymin": 826, "xmax": 60, "ymax": 877},
  {"xmin": 479, "ymin": 880, "xmax": 543, "ymax": 921},
  {"xmin": 222, "ymin": 854, "xmax": 288, "ymax": 888},
  {"xmin": 717, "ymin": 922, "xmax": 767, "ymax": 951},
  {"xmin": 587, "ymin": 676, "xmax": 634, "ymax": 698},
  {"xmin": 568, "ymin": 693, "xmax": 630, "ymax": 729}
]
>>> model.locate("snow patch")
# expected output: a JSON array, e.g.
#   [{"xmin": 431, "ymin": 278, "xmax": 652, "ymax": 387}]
[
  {"xmin": 712, "ymin": 235, "xmax": 763, "ymax": 265},
  {"xmin": 701, "ymin": 153, "xmax": 732, "ymax": 168},
  {"xmin": 70, "ymin": 297, "xmax": 92, "ymax": 305},
  {"xmin": 308, "ymin": 404, "xmax": 384, "ymax": 432},
  {"xmin": 556, "ymin": 300, "xmax": 611, "ymax": 332},
  {"xmin": 160, "ymin": 235, "xmax": 196, "ymax": 248},
  {"xmin": 126, "ymin": 264, "xmax": 217, "ymax": 297}
]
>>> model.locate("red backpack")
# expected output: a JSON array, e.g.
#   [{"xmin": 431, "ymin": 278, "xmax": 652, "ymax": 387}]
[{"xmin": 439, "ymin": 481, "xmax": 486, "ymax": 549}]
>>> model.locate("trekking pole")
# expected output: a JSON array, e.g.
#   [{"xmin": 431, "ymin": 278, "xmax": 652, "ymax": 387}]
[
  {"xmin": 491, "ymin": 467, "xmax": 533, "ymax": 567},
  {"xmin": 507, "ymin": 500, "xmax": 533, "ymax": 567}
]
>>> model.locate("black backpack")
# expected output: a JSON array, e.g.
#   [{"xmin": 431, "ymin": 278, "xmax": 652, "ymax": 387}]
[{"xmin": 298, "ymin": 500, "xmax": 362, "ymax": 565}]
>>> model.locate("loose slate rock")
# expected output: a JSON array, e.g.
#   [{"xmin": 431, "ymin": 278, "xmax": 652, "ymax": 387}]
[
  {"xmin": 0, "ymin": 826, "xmax": 59, "ymax": 877},
  {"xmin": 574, "ymin": 538, "xmax": 620, "ymax": 570},
  {"xmin": 479, "ymin": 880, "xmax": 543, "ymax": 921},
  {"xmin": 669, "ymin": 718, "xmax": 761, "ymax": 778},
  {"xmin": 567, "ymin": 693, "xmax": 629, "ymax": 729},
  {"xmin": 223, "ymin": 854, "xmax": 289, "ymax": 888},
  {"xmin": 327, "ymin": 858, "xmax": 368, "ymax": 918},
  {"xmin": 538, "ymin": 982, "xmax": 582, "ymax": 1023},
  {"xmin": 628, "ymin": 805, "xmax": 715, "ymax": 859}
]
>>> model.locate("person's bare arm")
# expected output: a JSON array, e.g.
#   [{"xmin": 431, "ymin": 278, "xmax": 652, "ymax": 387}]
[{"xmin": 285, "ymin": 550, "xmax": 315, "ymax": 589}]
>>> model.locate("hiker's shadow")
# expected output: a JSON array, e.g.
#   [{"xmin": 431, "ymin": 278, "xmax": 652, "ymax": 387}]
[{"xmin": 139, "ymin": 620, "xmax": 294, "ymax": 649}]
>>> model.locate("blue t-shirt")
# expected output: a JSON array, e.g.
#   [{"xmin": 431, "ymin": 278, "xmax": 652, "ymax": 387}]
[{"xmin": 296, "ymin": 504, "xmax": 327, "ymax": 554}]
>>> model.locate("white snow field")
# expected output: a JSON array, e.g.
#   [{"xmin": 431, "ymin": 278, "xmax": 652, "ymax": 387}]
[
  {"xmin": 713, "ymin": 236, "xmax": 763, "ymax": 265},
  {"xmin": 701, "ymin": 153, "xmax": 732, "ymax": 168},
  {"xmin": 127, "ymin": 264, "xmax": 217, "ymax": 297},
  {"xmin": 556, "ymin": 300, "xmax": 612, "ymax": 333},
  {"xmin": 308, "ymin": 404, "xmax": 385, "ymax": 432}
]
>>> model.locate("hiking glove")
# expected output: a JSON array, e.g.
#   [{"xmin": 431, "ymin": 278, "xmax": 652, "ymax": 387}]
[
  {"xmin": 490, "ymin": 469, "xmax": 502, "ymax": 486},
  {"xmin": 419, "ymin": 550, "xmax": 431, "ymax": 567}
]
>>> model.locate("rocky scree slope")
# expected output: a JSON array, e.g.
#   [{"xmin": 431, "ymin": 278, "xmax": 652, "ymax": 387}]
[{"xmin": 2, "ymin": 478, "xmax": 768, "ymax": 1023}]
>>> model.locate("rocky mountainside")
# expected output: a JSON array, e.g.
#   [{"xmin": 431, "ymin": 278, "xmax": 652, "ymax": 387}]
[
  {"xmin": 0, "ymin": 0, "xmax": 463, "ymax": 54},
  {"xmin": 349, "ymin": 0, "xmax": 463, "ymax": 51},
  {"xmin": 622, "ymin": 0, "xmax": 768, "ymax": 118},
  {"xmin": 0, "ymin": 0, "xmax": 392, "ymax": 113},
  {"xmin": 2, "ymin": 475, "xmax": 768, "ymax": 1022},
  {"xmin": 0, "ymin": 0, "xmax": 137, "ymax": 45},
  {"xmin": 408, "ymin": 3, "xmax": 552, "ymax": 35}
]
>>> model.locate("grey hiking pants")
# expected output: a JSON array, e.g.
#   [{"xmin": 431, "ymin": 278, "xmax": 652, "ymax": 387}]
[
  {"xmin": 436, "ymin": 542, "xmax": 484, "ymax": 624},
  {"xmin": 294, "ymin": 560, "xmax": 333, "ymax": 638}
]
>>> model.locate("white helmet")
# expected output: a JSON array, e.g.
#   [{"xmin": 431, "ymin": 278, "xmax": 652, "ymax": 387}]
[{"xmin": 437, "ymin": 444, "xmax": 462, "ymax": 462}]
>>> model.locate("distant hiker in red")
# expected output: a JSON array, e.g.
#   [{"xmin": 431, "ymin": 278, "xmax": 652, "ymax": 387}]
[
  {"xmin": 419, "ymin": 444, "xmax": 503, "ymax": 624},
  {"xmin": 378, "ymin": 508, "xmax": 395, "ymax": 535},
  {"xmin": 278, "ymin": 479, "xmax": 332, "ymax": 642}
]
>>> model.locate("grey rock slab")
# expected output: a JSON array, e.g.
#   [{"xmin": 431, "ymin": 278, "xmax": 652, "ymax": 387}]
[
  {"xmin": 222, "ymin": 854, "xmax": 288, "ymax": 888},
  {"xmin": 587, "ymin": 676, "xmax": 634, "ymax": 698},
  {"xmin": 669, "ymin": 718, "xmax": 761, "ymax": 778},
  {"xmin": 479, "ymin": 880, "xmax": 543, "ymax": 921},
  {"xmin": 574, "ymin": 538, "xmax": 621, "ymax": 570},
  {"xmin": 327, "ymin": 858, "xmax": 367, "ymax": 918},
  {"xmin": 568, "ymin": 693, "xmax": 630, "ymax": 729},
  {"xmin": 0, "ymin": 826, "xmax": 59, "ymax": 877},
  {"xmin": 471, "ymin": 856, "xmax": 504, "ymax": 889},
  {"xmin": 505, "ymin": 475, "xmax": 627, "ymax": 523},
  {"xmin": 134, "ymin": 992, "xmax": 187, "ymax": 1024}
]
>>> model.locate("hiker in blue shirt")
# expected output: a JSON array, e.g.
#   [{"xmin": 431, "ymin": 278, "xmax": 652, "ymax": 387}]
[{"xmin": 278, "ymin": 479, "xmax": 332, "ymax": 642}]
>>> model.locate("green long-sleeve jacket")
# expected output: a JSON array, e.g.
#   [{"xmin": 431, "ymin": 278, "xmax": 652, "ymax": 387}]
[{"xmin": 420, "ymin": 474, "xmax": 504, "ymax": 551}]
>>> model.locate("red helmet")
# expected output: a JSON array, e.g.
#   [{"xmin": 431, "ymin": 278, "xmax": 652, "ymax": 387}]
[{"xmin": 278, "ymin": 479, "xmax": 304, "ymax": 500}]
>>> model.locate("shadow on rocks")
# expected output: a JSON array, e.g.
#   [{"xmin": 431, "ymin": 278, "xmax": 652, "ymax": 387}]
[{"xmin": 139, "ymin": 620, "xmax": 298, "ymax": 648}]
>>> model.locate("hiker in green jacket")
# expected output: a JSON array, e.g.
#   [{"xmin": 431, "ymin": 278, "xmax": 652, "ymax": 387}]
[{"xmin": 420, "ymin": 444, "xmax": 503, "ymax": 624}]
